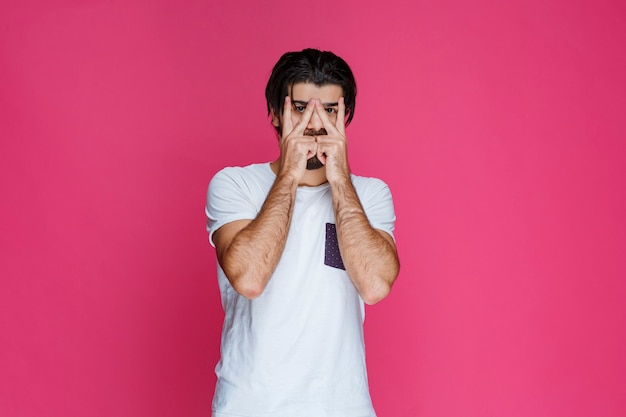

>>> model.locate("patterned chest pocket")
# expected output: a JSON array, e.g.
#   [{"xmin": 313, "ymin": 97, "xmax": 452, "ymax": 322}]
[{"xmin": 324, "ymin": 223, "xmax": 345, "ymax": 270}]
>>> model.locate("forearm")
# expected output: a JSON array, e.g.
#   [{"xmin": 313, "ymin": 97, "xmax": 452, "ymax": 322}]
[
  {"xmin": 220, "ymin": 174, "xmax": 298, "ymax": 298},
  {"xmin": 331, "ymin": 176, "xmax": 399, "ymax": 305}
]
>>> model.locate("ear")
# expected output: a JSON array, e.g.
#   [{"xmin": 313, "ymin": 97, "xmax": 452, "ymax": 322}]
[{"xmin": 271, "ymin": 110, "xmax": 280, "ymax": 127}]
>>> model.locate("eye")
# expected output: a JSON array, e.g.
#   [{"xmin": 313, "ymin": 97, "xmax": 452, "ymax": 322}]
[
  {"xmin": 294, "ymin": 105, "xmax": 306, "ymax": 113},
  {"xmin": 325, "ymin": 107, "xmax": 336, "ymax": 114}
]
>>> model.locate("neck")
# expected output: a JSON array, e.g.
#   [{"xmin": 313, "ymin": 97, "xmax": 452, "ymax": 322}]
[{"xmin": 270, "ymin": 161, "xmax": 328, "ymax": 187}]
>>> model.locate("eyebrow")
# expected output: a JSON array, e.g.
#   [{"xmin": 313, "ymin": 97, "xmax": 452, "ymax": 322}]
[{"xmin": 292, "ymin": 100, "xmax": 339, "ymax": 107}]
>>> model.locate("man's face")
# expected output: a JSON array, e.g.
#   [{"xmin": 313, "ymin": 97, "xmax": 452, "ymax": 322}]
[{"xmin": 273, "ymin": 82, "xmax": 343, "ymax": 170}]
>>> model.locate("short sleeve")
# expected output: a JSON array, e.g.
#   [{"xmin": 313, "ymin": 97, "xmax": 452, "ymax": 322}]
[
  {"xmin": 354, "ymin": 177, "xmax": 396, "ymax": 241},
  {"xmin": 205, "ymin": 167, "xmax": 260, "ymax": 247}
]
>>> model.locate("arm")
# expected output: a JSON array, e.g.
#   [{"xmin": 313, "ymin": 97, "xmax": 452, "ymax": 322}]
[
  {"xmin": 331, "ymin": 177, "xmax": 399, "ymax": 305},
  {"xmin": 213, "ymin": 174, "xmax": 297, "ymax": 299},
  {"xmin": 213, "ymin": 97, "xmax": 318, "ymax": 299},
  {"xmin": 314, "ymin": 98, "xmax": 400, "ymax": 304}
]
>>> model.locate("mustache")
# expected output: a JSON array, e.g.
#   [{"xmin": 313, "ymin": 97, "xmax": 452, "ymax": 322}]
[{"xmin": 304, "ymin": 128, "xmax": 327, "ymax": 136}]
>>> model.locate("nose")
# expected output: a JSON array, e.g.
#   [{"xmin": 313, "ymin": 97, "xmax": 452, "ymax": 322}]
[{"xmin": 307, "ymin": 106, "xmax": 323, "ymax": 131}]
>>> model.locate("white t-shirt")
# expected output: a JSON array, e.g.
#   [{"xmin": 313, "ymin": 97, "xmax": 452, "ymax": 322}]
[{"xmin": 205, "ymin": 163, "xmax": 396, "ymax": 417}]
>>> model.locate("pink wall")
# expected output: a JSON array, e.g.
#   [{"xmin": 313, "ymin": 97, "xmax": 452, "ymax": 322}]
[{"xmin": 1, "ymin": 1, "xmax": 625, "ymax": 416}]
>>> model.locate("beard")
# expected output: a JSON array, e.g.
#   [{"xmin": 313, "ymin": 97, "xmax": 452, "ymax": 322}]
[
  {"xmin": 304, "ymin": 128, "xmax": 326, "ymax": 170},
  {"xmin": 306, "ymin": 155, "xmax": 324, "ymax": 170}
]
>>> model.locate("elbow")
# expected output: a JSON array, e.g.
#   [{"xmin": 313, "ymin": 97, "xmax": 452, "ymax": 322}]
[
  {"xmin": 220, "ymin": 258, "xmax": 269, "ymax": 299},
  {"xmin": 218, "ymin": 240, "xmax": 278, "ymax": 299},
  {"xmin": 361, "ymin": 282, "xmax": 392, "ymax": 305},
  {"xmin": 236, "ymin": 286, "xmax": 264, "ymax": 300},
  {"xmin": 227, "ymin": 272, "xmax": 267, "ymax": 300},
  {"xmin": 360, "ymin": 265, "xmax": 399, "ymax": 305}
]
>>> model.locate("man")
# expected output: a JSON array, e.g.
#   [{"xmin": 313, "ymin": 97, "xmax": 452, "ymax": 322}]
[{"xmin": 205, "ymin": 48, "xmax": 399, "ymax": 417}]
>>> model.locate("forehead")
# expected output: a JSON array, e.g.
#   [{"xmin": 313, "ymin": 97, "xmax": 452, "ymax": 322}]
[{"xmin": 289, "ymin": 82, "xmax": 343, "ymax": 103}]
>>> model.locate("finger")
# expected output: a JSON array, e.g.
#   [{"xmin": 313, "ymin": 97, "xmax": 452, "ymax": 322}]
[
  {"xmin": 314, "ymin": 99, "xmax": 338, "ymax": 135},
  {"xmin": 282, "ymin": 96, "xmax": 293, "ymax": 139},
  {"xmin": 337, "ymin": 97, "xmax": 346, "ymax": 135},
  {"xmin": 307, "ymin": 138, "xmax": 318, "ymax": 159},
  {"xmin": 314, "ymin": 139, "xmax": 326, "ymax": 165},
  {"xmin": 292, "ymin": 98, "xmax": 316, "ymax": 135}
]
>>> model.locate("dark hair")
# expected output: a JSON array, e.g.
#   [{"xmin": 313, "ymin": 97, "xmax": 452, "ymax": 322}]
[{"xmin": 265, "ymin": 48, "xmax": 357, "ymax": 134}]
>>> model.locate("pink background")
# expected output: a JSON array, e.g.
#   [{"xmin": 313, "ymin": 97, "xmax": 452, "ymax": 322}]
[{"xmin": 1, "ymin": 1, "xmax": 625, "ymax": 416}]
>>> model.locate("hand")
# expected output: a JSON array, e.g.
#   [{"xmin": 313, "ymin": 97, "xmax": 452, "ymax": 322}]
[
  {"xmin": 277, "ymin": 96, "xmax": 318, "ymax": 182},
  {"xmin": 314, "ymin": 97, "xmax": 350, "ymax": 183}
]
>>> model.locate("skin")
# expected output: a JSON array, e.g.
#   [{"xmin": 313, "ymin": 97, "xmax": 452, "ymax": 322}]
[{"xmin": 212, "ymin": 83, "xmax": 399, "ymax": 304}]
